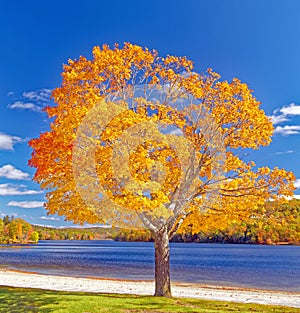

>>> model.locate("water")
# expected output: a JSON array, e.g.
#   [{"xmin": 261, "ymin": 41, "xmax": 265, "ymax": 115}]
[{"xmin": 0, "ymin": 240, "xmax": 299, "ymax": 292}]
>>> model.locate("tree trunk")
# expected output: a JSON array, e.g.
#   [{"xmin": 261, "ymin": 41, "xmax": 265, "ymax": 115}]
[{"xmin": 153, "ymin": 227, "xmax": 171, "ymax": 297}]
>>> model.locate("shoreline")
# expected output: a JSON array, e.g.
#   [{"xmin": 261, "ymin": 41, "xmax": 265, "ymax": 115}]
[
  {"xmin": 3, "ymin": 264, "xmax": 299, "ymax": 293},
  {"xmin": 4, "ymin": 267, "xmax": 300, "ymax": 294},
  {"xmin": 0, "ymin": 269, "xmax": 299, "ymax": 308}
]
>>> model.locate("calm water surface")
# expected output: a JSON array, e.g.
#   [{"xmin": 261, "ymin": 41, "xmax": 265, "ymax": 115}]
[{"xmin": 0, "ymin": 240, "xmax": 299, "ymax": 292}]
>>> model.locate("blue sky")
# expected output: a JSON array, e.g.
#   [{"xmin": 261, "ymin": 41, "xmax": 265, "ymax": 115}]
[{"xmin": 0, "ymin": 0, "xmax": 299, "ymax": 227}]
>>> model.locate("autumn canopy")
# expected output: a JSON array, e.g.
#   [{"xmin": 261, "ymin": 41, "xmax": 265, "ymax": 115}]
[{"xmin": 29, "ymin": 43, "xmax": 295, "ymax": 296}]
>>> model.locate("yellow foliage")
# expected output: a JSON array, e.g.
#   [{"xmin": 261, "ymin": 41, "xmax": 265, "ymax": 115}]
[{"xmin": 29, "ymin": 43, "xmax": 295, "ymax": 233}]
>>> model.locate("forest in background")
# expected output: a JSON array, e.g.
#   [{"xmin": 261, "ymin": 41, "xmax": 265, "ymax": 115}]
[
  {"xmin": 1, "ymin": 199, "xmax": 299, "ymax": 245},
  {"xmin": 0, "ymin": 216, "xmax": 39, "ymax": 244}
]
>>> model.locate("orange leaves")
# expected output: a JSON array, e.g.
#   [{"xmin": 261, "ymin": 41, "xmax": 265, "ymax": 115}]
[
  {"xmin": 225, "ymin": 152, "xmax": 253, "ymax": 172},
  {"xmin": 28, "ymin": 42, "xmax": 296, "ymax": 231},
  {"xmin": 163, "ymin": 55, "xmax": 193, "ymax": 72},
  {"xmin": 204, "ymin": 78, "xmax": 274, "ymax": 149}
]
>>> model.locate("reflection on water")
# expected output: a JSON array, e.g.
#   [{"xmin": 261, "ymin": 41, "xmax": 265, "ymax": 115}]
[
  {"xmin": 0, "ymin": 240, "xmax": 299, "ymax": 292},
  {"xmin": 0, "ymin": 244, "xmax": 33, "ymax": 249}
]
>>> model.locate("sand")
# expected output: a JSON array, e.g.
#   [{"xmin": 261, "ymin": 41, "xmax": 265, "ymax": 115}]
[{"xmin": 0, "ymin": 269, "xmax": 299, "ymax": 308}]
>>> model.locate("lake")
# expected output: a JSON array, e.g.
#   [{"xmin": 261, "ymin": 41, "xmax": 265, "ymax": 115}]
[{"xmin": 0, "ymin": 240, "xmax": 299, "ymax": 292}]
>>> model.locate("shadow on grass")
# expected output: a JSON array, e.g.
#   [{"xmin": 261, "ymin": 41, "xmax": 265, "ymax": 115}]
[
  {"xmin": 0, "ymin": 286, "xmax": 299, "ymax": 313},
  {"xmin": 0, "ymin": 286, "xmax": 73, "ymax": 313},
  {"xmin": 0, "ymin": 289, "xmax": 219, "ymax": 313}
]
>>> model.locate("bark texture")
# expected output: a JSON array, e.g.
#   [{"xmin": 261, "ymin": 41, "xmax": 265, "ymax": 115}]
[{"xmin": 153, "ymin": 227, "xmax": 171, "ymax": 297}]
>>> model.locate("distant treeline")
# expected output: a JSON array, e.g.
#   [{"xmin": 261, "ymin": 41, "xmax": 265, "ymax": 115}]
[
  {"xmin": 1, "ymin": 199, "xmax": 299, "ymax": 245},
  {"xmin": 0, "ymin": 217, "xmax": 113, "ymax": 243},
  {"xmin": 33, "ymin": 225, "xmax": 112, "ymax": 241},
  {"xmin": 113, "ymin": 199, "xmax": 300, "ymax": 245},
  {"xmin": 0, "ymin": 216, "xmax": 39, "ymax": 244}
]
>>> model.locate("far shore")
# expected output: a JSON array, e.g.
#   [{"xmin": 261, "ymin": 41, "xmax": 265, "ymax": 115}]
[{"xmin": 0, "ymin": 268, "xmax": 299, "ymax": 308}]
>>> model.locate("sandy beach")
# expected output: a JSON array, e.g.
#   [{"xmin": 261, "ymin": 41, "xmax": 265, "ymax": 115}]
[{"xmin": 0, "ymin": 269, "xmax": 299, "ymax": 308}]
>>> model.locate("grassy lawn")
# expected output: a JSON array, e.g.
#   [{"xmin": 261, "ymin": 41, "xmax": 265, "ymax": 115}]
[{"xmin": 0, "ymin": 286, "xmax": 299, "ymax": 313}]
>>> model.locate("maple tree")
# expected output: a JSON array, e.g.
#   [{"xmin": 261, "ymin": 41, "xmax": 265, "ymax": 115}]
[{"xmin": 29, "ymin": 43, "xmax": 295, "ymax": 297}]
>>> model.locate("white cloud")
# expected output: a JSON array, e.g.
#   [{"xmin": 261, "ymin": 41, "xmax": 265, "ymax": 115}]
[
  {"xmin": 294, "ymin": 179, "xmax": 300, "ymax": 189},
  {"xmin": 274, "ymin": 125, "xmax": 300, "ymax": 135},
  {"xmin": 40, "ymin": 216, "xmax": 60, "ymax": 221},
  {"xmin": 272, "ymin": 194, "xmax": 300, "ymax": 201},
  {"xmin": 283, "ymin": 195, "xmax": 300, "ymax": 200},
  {"xmin": 274, "ymin": 150, "xmax": 294, "ymax": 155},
  {"xmin": 57, "ymin": 224, "xmax": 112, "ymax": 229},
  {"xmin": 7, "ymin": 201, "xmax": 44, "ymax": 208},
  {"xmin": 0, "ymin": 133, "xmax": 23, "ymax": 150},
  {"xmin": 33, "ymin": 223, "xmax": 55, "ymax": 228},
  {"xmin": 0, "ymin": 212, "xmax": 18, "ymax": 217},
  {"xmin": 8, "ymin": 101, "xmax": 41, "ymax": 112},
  {"xmin": 22, "ymin": 89, "xmax": 52, "ymax": 102},
  {"xmin": 8, "ymin": 88, "xmax": 52, "ymax": 112},
  {"xmin": 270, "ymin": 103, "xmax": 300, "ymax": 125},
  {"xmin": 0, "ymin": 164, "xmax": 30, "ymax": 180},
  {"xmin": 269, "ymin": 114, "xmax": 289, "ymax": 125},
  {"xmin": 2, "ymin": 213, "xmax": 28, "ymax": 220},
  {"xmin": 0, "ymin": 183, "xmax": 42, "ymax": 196},
  {"xmin": 279, "ymin": 103, "xmax": 300, "ymax": 116}
]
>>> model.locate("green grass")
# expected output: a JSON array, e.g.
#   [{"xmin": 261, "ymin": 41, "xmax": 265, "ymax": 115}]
[{"xmin": 0, "ymin": 286, "xmax": 299, "ymax": 313}]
